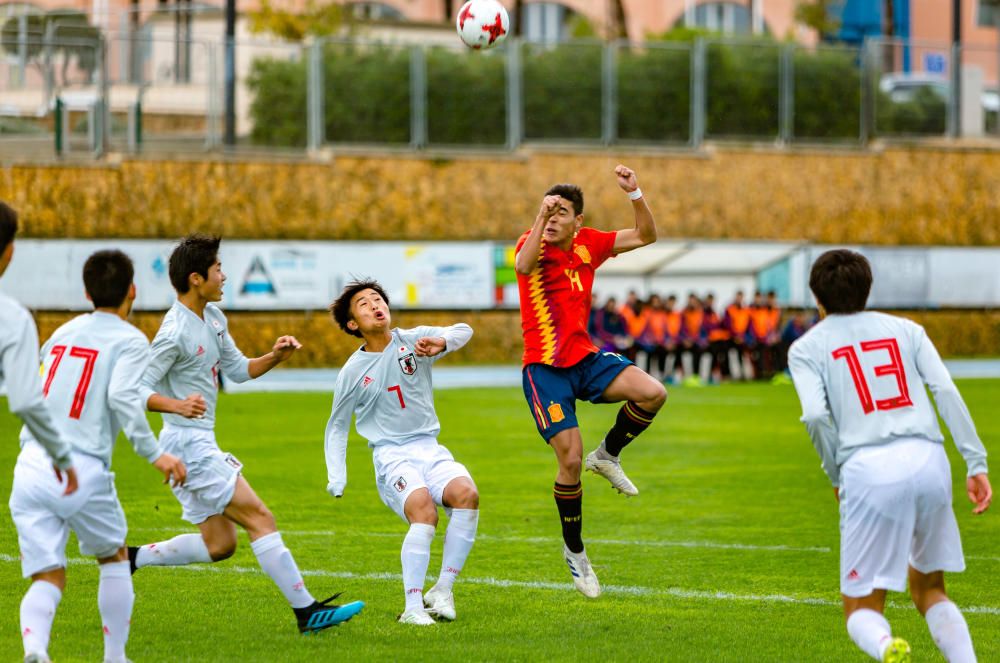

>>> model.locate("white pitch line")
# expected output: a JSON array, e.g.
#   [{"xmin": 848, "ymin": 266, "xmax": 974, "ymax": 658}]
[
  {"xmin": 3, "ymin": 553, "xmax": 998, "ymax": 616},
  {"xmin": 127, "ymin": 527, "xmax": 831, "ymax": 554}
]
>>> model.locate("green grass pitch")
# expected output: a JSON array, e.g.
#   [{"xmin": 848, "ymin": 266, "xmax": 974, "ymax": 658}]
[{"xmin": 1, "ymin": 380, "xmax": 998, "ymax": 661}]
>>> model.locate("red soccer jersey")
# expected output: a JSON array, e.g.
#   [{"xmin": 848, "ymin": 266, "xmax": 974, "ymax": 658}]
[{"xmin": 516, "ymin": 227, "xmax": 617, "ymax": 367}]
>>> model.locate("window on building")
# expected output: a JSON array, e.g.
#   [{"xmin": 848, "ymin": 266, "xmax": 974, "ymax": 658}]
[
  {"xmin": 348, "ymin": 2, "xmax": 405, "ymax": 21},
  {"xmin": 673, "ymin": 2, "xmax": 762, "ymax": 36},
  {"xmin": 520, "ymin": 2, "xmax": 592, "ymax": 42}
]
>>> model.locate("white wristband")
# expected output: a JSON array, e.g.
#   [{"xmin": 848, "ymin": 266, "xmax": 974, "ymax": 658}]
[{"xmin": 627, "ymin": 188, "xmax": 643, "ymax": 201}]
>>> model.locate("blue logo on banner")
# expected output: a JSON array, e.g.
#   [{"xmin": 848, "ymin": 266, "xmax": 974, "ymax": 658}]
[{"xmin": 240, "ymin": 256, "xmax": 277, "ymax": 295}]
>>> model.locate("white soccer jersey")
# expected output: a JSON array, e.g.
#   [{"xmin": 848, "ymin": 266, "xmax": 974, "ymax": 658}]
[
  {"xmin": 139, "ymin": 301, "xmax": 251, "ymax": 431},
  {"xmin": 18, "ymin": 311, "xmax": 162, "ymax": 467},
  {"xmin": 0, "ymin": 293, "xmax": 72, "ymax": 468},
  {"xmin": 789, "ymin": 311, "xmax": 988, "ymax": 487},
  {"xmin": 325, "ymin": 324, "xmax": 473, "ymax": 494}
]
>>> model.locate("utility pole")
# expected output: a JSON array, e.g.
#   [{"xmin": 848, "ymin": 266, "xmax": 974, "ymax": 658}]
[{"xmin": 224, "ymin": 0, "xmax": 236, "ymax": 146}]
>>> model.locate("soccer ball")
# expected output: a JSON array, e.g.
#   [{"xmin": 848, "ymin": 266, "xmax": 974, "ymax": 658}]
[{"xmin": 456, "ymin": 0, "xmax": 510, "ymax": 51}]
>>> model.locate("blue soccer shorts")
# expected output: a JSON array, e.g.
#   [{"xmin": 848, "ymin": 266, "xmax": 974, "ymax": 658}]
[{"xmin": 521, "ymin": 351, "xmax": 633, "ymax": 442}]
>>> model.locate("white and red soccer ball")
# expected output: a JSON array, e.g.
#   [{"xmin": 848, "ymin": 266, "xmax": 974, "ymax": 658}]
[{"xmin": 456, "ymin": 0, "xmax": 510, "ymax": 50}]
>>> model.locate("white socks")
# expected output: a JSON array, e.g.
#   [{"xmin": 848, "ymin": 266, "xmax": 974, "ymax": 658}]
[
  {"xmin": 98, "ymin": 561, "xmax": 134, "ymax": 663},
  {"xmin": 847, "ymin": 609, "xmax": 894, "ymax": 660},
  {"xmin": 250, "ymin": 532, "xmax": 315, "ymax": 609},
  {"xmin": 402, "ymin": 523, "xmax": 435, "ymax": 611},
  {"xmin": 436, "ymin": 509, "xmax": 479, "ymax": 593},
  {"xmin": 926, "ymin": 601, "xmax": 977, "ymax": 663},
  {"xmin": 20, "ymin": 580, "xmax": 61, "ymax": 658},
  {"xmin": 135, "ymin": 533, "xmax": 212, "ymax": 567}
]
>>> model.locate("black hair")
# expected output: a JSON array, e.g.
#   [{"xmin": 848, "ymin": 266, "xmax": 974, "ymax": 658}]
[
  {"xmin": 83, "ymin": 250, "xmax": 134, "ymax": 308},
  {"xmin": 545, "ymin": 183, "xmax": 584, "ymax": 216},
  {"xmin": 0, "ymin": 200, "xmax": 17, "ymax": 254},
  {"xmin": 809, "ymin": 249, "xmax": 872, "ymax": 314},
  {"xmin": 330, "ymin": 278, "xmax": 390, "ymax": 338},
  {"xmin": 168, "ymin": 234, "xmax": 221, "ymax": 294}
]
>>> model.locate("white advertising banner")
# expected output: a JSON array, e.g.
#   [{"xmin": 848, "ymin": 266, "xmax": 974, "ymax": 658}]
[{"xmin": 0, "ymin": 240, "xmax": 495, "ymax": 311}]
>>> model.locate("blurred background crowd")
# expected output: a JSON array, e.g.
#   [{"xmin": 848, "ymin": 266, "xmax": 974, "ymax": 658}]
[{"xmin": 590, "ymin": 290, "xmax": 816, "ymax": 385}]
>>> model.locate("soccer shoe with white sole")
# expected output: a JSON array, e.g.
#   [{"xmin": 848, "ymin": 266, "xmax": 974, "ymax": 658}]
[
  {"xmin": 423, "ymin": 585, "xmax": 456, "ymax": 621},
  {"xmin": 398, "ymin": 608, "xmax": 436, "ymax": 626},
  {"xmin": 882, "ymin": 637, "xmax": 911, "ymax": 663},
  {"xmin": 294, "ymin": 593, "xmax": 365, "ymax": 634},
  {"xmin": 24, "ymin": 653, "xmax": 51, "ymax": 663},
  {"xmin": 585, "ymin": 449, "xmax": 639, "ymax": 496},
  {"xmin": 563, "ymin": 545, "xmax": 601, "ymax": 598}
]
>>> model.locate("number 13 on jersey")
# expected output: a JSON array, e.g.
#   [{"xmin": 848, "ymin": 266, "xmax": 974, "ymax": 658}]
[{"xmin": 832, "ymin": 338, "xmax": 913, "ymax": 415}]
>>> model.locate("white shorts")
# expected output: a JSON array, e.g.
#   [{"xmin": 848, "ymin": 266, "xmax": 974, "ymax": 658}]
[
  {"xmin": 9, "ymin": 443, "xmax": 127, "ymax": 577},
  {"xmin": 372, "ymin": 437, "xmax": 473, "ymax": 523},
  {"xmin": 160, "ymin": 425, "xmax": 242, "ymax": 525},
  {"xmin": 839, "ymin": 438, "xmax": 964, "ymax": 597}
]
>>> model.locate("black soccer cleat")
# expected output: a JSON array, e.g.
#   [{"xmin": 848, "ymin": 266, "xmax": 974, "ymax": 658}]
[
  {"xmin": 127, "ymin": 546, "xmax": 139, "ymax": 575},
  {"xmin": 294, "ymin": 593, "xmax": 365, "ymax": 634}
]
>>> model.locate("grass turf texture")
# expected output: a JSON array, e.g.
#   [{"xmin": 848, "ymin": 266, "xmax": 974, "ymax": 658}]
[{"xmin": 1, "ymin": 380, "xmax": 998, "ymax": 662}]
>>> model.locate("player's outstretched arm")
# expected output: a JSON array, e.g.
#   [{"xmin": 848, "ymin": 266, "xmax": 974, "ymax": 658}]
[
  {"xmin": 967, "ymin": 474, "xmax": 992, "ymax": 514},
  {"xmin": 611, "ymin": 165, "xmax": 657, "ymax": 255},
  {"xmin": 913, "ymin": 325, "xmax": 989, "ymax": 479},
  {"xmin": 4, "ymin": 314, "xmax": 74, "ymax": 477},
  {"xmin": 324, "ymin": 371, "xmax": 358, "ymax": 498},
  {"xmin": 110, "ymin": 337, "xmax": 174, "ymax": 461},
  {"xmin": 248, "ymin": 335, "xmax": 302, "ymax": 379},
  {"xmin": 514, "ymin": 195, "xmax": 561, "ymax": 275},
  {"xmin": 414, "ymin": 323, "xmax": 473, "ymax": 358},
  {"xmin": 788, "ymin": 343, "xmax": 842, "ymax": 487}
]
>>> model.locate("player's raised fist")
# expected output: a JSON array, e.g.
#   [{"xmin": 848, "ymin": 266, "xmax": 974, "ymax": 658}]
[
  {"xmin": 615, "ymin": 164, "xmax": 638, "ymax": 192},
  {"xmin": 153, "ymin": 452, "xmax": 187, "ymax": 487},
  {"xmin": 539, "ymin": 194, "xmax": 562, "ymax": 219},
  {"xmin": 415, "ymin": 336, "xmax": 447, "ymax": 357},
  {"xmin": 272, "ymin": 335, "xmax": 303, "ymax": 362}
]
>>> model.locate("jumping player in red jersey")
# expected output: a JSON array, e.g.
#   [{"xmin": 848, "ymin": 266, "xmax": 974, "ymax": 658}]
[{"xmin": 514, "ymin": 165, "xmax": 666, "ymax": 598}]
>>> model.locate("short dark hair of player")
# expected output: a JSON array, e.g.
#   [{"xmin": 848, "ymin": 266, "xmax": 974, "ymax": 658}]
[
  {"xmin": 330, "ymin": 278, "xmax": 390, "ymax": 338},
  {"xmin": 83, "ymin": 250, "xmax": 134, "ymax": 308},
  {"xmin": 545, "ymin": 184, "xmax": 584, "ymax": 216},
  {"xmin": 809, "ymin": 249, "xmax": 872, "ymax": 314},
  {"xmin": 0, "ymin": 200, "xmax": 17, "ymax": 254},
  {"xmin": 169, "ymin": 233, "xmax": 221, "ymax": 294}
]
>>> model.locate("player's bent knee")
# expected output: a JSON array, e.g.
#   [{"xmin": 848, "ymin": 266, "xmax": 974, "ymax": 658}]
[{"xmin": 208, "ymin": 540, "xmax": 237, "ymax": 562}]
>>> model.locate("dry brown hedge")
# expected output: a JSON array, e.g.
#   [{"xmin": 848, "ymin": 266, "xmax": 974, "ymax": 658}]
[{"xmin": 4, "ymin": 148, "xmax": 1000, "ymax": 245}]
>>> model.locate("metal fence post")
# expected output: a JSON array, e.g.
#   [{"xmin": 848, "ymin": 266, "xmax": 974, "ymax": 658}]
[
  {"xmin": 307, "ymin": 38, "xmax": 325, "ymax": 152},
  {"xmin": 16, "ymin": 15, "xmax": 27, "ymax": 89},
  {"xmin": 205, "ymin": 42, "xmax": 220, "ymax": 149},
  {"xmin": 54, "ymin": 97, "xmax": 65, "ymax": 157},
  {"xmin": 95, "ymin": 38, "xmax": 109, "ymax": 157},
  {"xmin": 690, "ymin": 39, "xmax": 706, "ymax": 148},
  {"xmin": 947, "ymin": 42, "xmax": 960, "ymax": 138},
  {"xmin": 409, "ymin": 45, "xmax": 427, "ymax": 149},
  {"xmin": 860, "ymin": 39, "xmax": 874, "ymax": 145},
  {"xmin": 505, "ymin": 39, "xmax": 522, "ymax": 151},
  {"xmin": 602, "ymin": 41, "xmax": 618, "ymax": 146},
  {"xmin": 779, "ymin": 43, "xmax": 794, "ymax": 144}
]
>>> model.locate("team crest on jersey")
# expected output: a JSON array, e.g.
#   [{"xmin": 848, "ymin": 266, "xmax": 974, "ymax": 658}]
[
  {"xmin": 574, "ymin": 245, "xmax": 592, "ymax": 264},
  {"xmin": 547, "ymin": 402, "xmax": 565, "ymax": 423},
  {"xmin": 393, "ymin": 476, "xmax": 407, "ymax": 492},
  {"xmin": 398, "ymin": 353, "xmax": 417, "ymax": 375}
]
